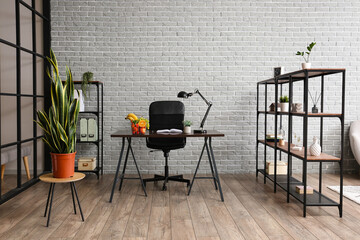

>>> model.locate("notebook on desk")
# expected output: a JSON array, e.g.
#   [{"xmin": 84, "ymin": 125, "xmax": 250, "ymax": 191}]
[{"xmin": 156, "ymin": 129, "xmax": 183, "ymax": 134}]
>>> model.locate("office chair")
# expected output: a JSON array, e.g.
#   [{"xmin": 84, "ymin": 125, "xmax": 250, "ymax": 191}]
[{"xmin": 143, "ymin": 101, "xmax": 190, "ymax": 191}]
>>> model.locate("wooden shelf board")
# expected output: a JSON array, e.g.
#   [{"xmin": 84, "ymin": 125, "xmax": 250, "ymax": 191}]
[
  {"xmin": 259, "ymin": 140, "xmax": 340, "ymax": 161},
  {"xmin": 258, "ymin": 68, "xmax": 345, "ymax": 84},
  {"xmin": 258, "ymin": 111, "xmax": 341, "ymax": 117}
]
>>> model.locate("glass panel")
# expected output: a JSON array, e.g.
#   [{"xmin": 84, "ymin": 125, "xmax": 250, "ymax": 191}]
[
  {"xmin": 1, "ymin": 96, "xmax": 17, "ymax": 145},
  {"xmin": 21, "ymin": 97, "xmax": 33, "ymax": 140},
  {"xmin": 36, "ymin": 56, "xmax": 44, "ymax": 95},
  {"xmin": 0, "ymin": 145, "xmax": 20, "ymax": 196},
  {"xmin": 20, "ymin": 4, "xmax": 32, "ymax": 50},
  {"xmin": 21, "ymin": 51, "xmax": 33, "ymax": 95},
  {"xmin": 0, "ymin": 0, "xmax": 16, "ymax": 44},
  {"xmin": 0, "ymin": 44, "xmax": 16, "ymax": 93}
]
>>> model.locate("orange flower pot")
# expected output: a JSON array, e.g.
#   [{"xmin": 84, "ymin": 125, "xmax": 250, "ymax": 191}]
[{"xmin": 51, "ymin": 152, "xmax": 76, "ymax": 178}]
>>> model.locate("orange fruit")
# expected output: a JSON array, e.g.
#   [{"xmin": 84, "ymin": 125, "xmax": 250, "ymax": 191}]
[{"xmin": 138, "ymin": 120, "xmax": 147, "ymax": 128}]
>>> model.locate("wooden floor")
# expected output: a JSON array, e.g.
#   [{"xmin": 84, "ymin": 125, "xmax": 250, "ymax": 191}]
[{"xmin": 1, "ymin": 173, "xmax": 360, "ymax": 239}]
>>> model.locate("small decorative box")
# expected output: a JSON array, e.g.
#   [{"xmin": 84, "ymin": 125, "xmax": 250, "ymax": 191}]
[
  {"xmin": 266, "ymin": 161, "xmax": 287, "ymax": 175},
  {"xmin": 295, "ymin": 185, "xmax": 314, "ymax": 194},
  {"xmin": 78, "ymin": 157, "xmax": 96, "ymax": 171}
]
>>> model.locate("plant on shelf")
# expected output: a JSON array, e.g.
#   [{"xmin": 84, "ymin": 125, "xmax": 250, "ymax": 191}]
[
  {"xmin": 296, "ymin": 41, "xmax": 316, "ymax": 69},
  {"xmin": 279, "ymin": 95, "xmax": 289, "ymax": 112},
  {"xmin": 35, "ymin": 49, "xmax": 80, "ymax": 178},
  {"xmin": 81, "ymin": 71, "xmax": 93, "ymax": 99},
  {"xmin": 125, "ymin": 113, "xmax": 149, "ymax": 134},
  {"xmin": 183, "ymin": 120, "xmax": 192, "ymax": 134}
]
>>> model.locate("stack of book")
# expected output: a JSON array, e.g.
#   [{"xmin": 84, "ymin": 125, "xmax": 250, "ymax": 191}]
[{"xmin": 266, "ymin": 134, "xmax": 283, "ymax": 142}]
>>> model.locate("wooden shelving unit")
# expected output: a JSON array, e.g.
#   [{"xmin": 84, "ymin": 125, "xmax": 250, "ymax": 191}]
[{"xmin": 256, "ymin": 69, "xmax": 345, "ymax": 217}]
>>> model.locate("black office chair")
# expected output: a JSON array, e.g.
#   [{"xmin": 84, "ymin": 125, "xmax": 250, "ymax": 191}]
[{"xmin": 143, "ymin": 101, "xmax": 190, "ymax": 191}]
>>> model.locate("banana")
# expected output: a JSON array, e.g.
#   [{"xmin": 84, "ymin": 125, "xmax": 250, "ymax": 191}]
[
  {"xmin": 125, "ymin": 113, "xmax": 138, "ymax": 120},
  {"xmin": 125, "ymin": 113, "xmax": 138, "ymax": 122},
  {"xmin": 128, "ymin": 113, "xmax": 138, "ymax": 120}
]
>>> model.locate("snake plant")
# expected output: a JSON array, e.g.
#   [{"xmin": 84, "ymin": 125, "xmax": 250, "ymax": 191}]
[{"xmin": 35, "ymin": 49, "xmax": 80, "ymax": 153}]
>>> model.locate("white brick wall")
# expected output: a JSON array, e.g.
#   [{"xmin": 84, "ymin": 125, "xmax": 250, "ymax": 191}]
[{"xmin": 51, "ymin": 0, "xmax": 360, "ymax": 174}]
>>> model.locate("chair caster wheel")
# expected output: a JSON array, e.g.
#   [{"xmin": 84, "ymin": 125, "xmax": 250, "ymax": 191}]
[{"xmin": 162, "ymin": 185, "xmax": 167, "ymax": 191}]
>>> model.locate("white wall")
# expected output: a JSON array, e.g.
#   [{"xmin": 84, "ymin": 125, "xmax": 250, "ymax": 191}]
[{"xmin": 51, "ymin": 0, "xmax": 360, "ymax": 174}]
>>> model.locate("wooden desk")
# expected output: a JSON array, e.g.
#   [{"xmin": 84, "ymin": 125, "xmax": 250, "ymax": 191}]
[
  {"xmin": 39, "ymin": 173, "xmax": 85, "ymax": 227},
  {"xmin": 109, "ymin": 130, "xmax": 225, "ymax": 202}
]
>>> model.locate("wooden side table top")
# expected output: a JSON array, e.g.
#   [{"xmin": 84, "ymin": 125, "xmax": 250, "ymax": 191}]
[{"xmin": 39, "ymin": 172, "xmax": 85, "ymax": 183}]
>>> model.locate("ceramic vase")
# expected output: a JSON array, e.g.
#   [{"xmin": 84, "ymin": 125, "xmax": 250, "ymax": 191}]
[
  {"xmin": 302, "ymin": 62, "xmax": 311, "ymax": 69},
  {"xmin": 184, "ymin": 126, "xmax": 191, "ymax": 134},
  {"xmin": 280, "ymin": 102, "xmax": 289, "ymax": 112},
  {"xmin": 310, "ymin": 136, "xmax": 321, "ymax": 156}
]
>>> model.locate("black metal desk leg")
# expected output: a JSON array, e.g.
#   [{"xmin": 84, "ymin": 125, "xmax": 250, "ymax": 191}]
[
  {"xmin": 188, "ymin": 137, "xmax": 207, "ymax": 196},
  {"xmin": 119, "ymin": 140, "xmax": 131, "ymax": 191},
  {"xmin": 109, "ymin": 137, "xmax": 126, "ymax": 203},
  {"xmin": 208, "ymin": 137, "xmax": 224, "ymax": 202},
  {"xmin": 70, "ymin": 182, "xmax": 77, "ymax": 214},
  {"xmin": 129, "ymin": 138, "xmax": 147, "ymax": 197},
  {"xmin": 46, "ymin": 183, "xmax": 55, "ymax": 227},
  {"xmin": 44, "ymin": 183, "xmax": 53, "ymax": 217},
  {"xmin": 205, "ymin": 138, "xmax": 218, "ymax": 190},
  {"xmin": 72, "ymin": 182, "xmax": 84, "ymax": 221}
]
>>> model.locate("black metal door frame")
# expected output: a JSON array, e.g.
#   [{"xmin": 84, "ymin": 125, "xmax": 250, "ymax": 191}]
[{"xmin": 0, "ymin": 0, "xmax": 51, "ymax": 204}]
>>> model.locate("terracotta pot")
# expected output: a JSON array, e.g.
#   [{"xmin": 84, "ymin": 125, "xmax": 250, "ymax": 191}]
[{"xmin": 51, "ymin": 152, "xmax": 76, "ymax": 178}]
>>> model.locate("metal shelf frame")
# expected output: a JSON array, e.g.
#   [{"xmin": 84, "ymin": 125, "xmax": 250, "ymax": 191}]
[
  {"xmin": 75, "ymin": 81, "xmax": 104, "ymax": 179},
  {"xmin": 256, "ymin": 69, "xmax": 345, "ymax": 217}
]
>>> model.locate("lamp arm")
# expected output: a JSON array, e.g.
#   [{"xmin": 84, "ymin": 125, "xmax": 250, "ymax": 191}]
[
  {"xmin": 195, "ymin": 89, "xmax": 211, "ymax": 106},
  {"xmin": 200, "ymin": 102, "xmax": 212, "ymax": 130}
]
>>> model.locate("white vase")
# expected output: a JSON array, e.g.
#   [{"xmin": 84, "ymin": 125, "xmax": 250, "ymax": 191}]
[
  {"xmin": 184, "ymin": 126, "xmax": 191, "ymax": 134},
  {"xmin": 302, "ymin": 62, "xmax": 311, "ymax": 69},
  {"xmin": 280, "ymin": 102, "xmax": 289, "ymax": 112},
  {"xmin": 74, "ymin": 89, "xmax": 85, "ymax": 112},
  {"xmin": 310, "ymin": 136, "xmax": 321, "ymax": 156}
]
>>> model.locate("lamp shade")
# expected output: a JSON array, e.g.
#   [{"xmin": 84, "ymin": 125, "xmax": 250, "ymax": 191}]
[{"xmin": 177, "ymin": 91, "xmax": 190, "ymax": 98}]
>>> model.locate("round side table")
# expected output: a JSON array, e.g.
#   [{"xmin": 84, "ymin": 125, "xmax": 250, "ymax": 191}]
[{"xmin": 39, "ymin": 172, "xmax": 85, "ymax": 227}]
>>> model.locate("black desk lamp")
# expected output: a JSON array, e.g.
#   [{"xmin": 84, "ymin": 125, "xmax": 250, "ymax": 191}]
[{"xmin": 177, "ymin": 89, "xmax": 212, "ymax": 133}]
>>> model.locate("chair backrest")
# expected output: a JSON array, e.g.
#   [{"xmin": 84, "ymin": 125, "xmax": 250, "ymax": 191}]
[{"xmin": 147, "ymin": 101, "xmax": 186, "ymax": 150}]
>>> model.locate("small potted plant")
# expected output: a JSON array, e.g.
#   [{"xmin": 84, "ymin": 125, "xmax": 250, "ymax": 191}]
[
  {"xmin": 296, "ymin": 42, "xmax": 316, "ymax": 69},
  {"xmin": 279, "ymin": 95, "xmax": 289, "ymax": 112},
  {"xmin": 35, "ymin": 49, "xmax": 80, "ymax": 178},
  {"xmin": 183, "ymin": 120, "xmax": 192, "ymax": 134},
  {"xmin": 81, "ymin": 71, "xmax": 93, "ymax": 99}
]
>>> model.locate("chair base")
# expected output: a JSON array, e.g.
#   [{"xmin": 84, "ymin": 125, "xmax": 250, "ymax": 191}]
[{"xmin": 143, "ymin": 174, "xmax": 190, "ymax": 191}]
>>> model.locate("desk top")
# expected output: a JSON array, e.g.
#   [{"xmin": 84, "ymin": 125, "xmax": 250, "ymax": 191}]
[
  {"xmin": 111, "ymin": 130, "xmax": 225, "ymax": 138},
  {"xmin": 39, "ymin": 172, "xmax": 85, "ymax": 183}
]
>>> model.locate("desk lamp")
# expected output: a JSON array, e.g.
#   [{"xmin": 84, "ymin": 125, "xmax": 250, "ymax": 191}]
[{"xmin": 177, "ymin": 89, "xmax": 212, "ymax": 133}]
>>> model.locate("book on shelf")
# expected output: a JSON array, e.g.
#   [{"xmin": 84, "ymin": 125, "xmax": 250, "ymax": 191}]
[{"xmin": 266, "ymin": 134, "xmax": 283, "ymax": 142}]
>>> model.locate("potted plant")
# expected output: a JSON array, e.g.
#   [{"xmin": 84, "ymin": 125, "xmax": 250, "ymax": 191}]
[
  {"xmin": 296, "ymin": 42, "xmax": 316, "ymax": 69},
  {"xmin": 279, "ymin": 95, "xmax": 289, "ymax": 112},
  {"xmin": 81, "ymin": 71, "xmax": 93, "ymax": 99},
  {"xmin": 183, "ymin": 120, "xmax": 192, "ymax": 134},
  {"xmin": 35, "ymin": 49, "xmax": 80, "ymax": 178}
]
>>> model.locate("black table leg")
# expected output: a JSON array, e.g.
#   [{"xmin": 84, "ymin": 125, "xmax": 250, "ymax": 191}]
[
  {"xmin": 119, "ymin": 139, "xmax": 131, "ymax": 191},
  {"xmin": 205, "ymin": 138, "xmax": 218, "ymax": 190},
  {"xmin": 208, "ymin": 137, "xmax": 224, "ymax": 202},
  {"xmin": 72, "ymin": 182, "xmax": 84, "ymax": 221},
  {"xmin": 129, "ymin": 138, "xmax": 147, "ymax": 197},
  {"xmin": 188, "ymin": 137, "xmax": 207, "ymax": 196},
  {"xmin": 109, "ymin": 137, "xmax": 125, "ymax": 203},
  {"xmin": 44, "ymin": 183, "xmax": 53, "ymax": 217},
  {"xmin": 70, "ymin": 182, "xmax": 77, "ymax": 214},
  {"xmin": 46, "ymin": 183, "xmax": 55, "ymax": 227}
]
